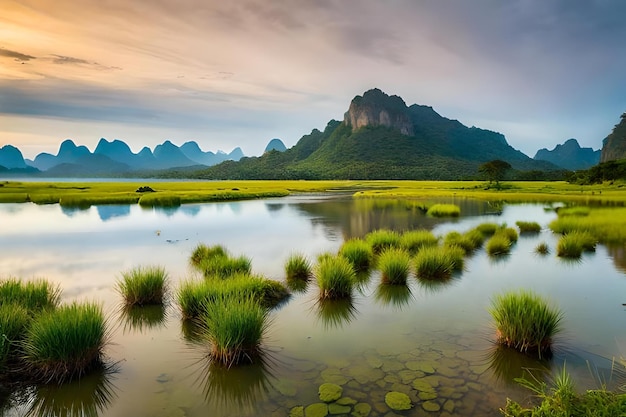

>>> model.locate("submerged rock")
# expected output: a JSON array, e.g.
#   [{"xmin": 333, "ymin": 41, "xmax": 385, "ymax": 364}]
[
  {"xmin": 289, "ymin": 406, "xmax": 304, "ymax": 417},
  {"xmin": 319, "ymin": 383, "xmax": 343, "ymax": 403},
  {"xmin": 352, "ymin": 402, "xmax": 372, "ymax": 417},
  {"xmin": 305, "ymin": 403, "xmax": 329, "ymax": 417},
  {"xmin": 384, "ymin": 391, "xmax": 412, "ymax": 411}
]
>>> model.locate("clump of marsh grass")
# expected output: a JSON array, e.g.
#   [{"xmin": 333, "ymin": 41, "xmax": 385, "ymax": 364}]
[
  {"xmin": 377, "ymin": 248, "xmax": 412, "ymax": 285},
  {"xmin": 499, "ymin": 226, "xmax": 519, "ymax": 243},
  {"xmin": 23, "ymin": 301, "xmax": 108, "ymax": 382},
  {"xmin": 475, "ymin": 222, "xmax": 499, "ymax": 236},
  {"xmin": 0, "ymin": 278, "xmax": 60, "ymax": 314},
  {"xmin": 200, "ymin": 254, "xmax": 252, "ymax": 279},
  {"xmin": 489, "ymin": 290, "xmax": 563, "ymax": 358},
  {"xmin": 116, "ymin": 265, "xmax": 168, "ymax": 306},
  {"xmin": 365, "ymin": 229, "xmax": 401, "ymax": 254},
  {"xmin": 556, "ymin": 231, "xmax": 597, "ymax": 258},
  {"xmin": 190, "ymin": 244, "xmax": 227, "ymax": 267},
  {"xmin": 314, "ymin": 255, "xmax": 356, "ymax": 300},
  {"xmin": 486, "ymin": 233, "xmax": 512, "ymax": 256},
  {"xmin": 426, "ymin": 203, "xmax": 460, "ymax": 217},
  {"xmin": 399, "ymin": 230, "xmax": 438, "ymax": 254},
  {"xmin": 0, "ymin": 303, "xmax": 31, "ymax": 369},
  {"xmin": 339, "ymin": 239, "xmax": 374, "ymax": 272},
  {"xmin": 557, "ymin": 206, "xmax": 590, "ymax": 217},
  {"xmin": 177, "ymin": 274, "xmax": 289, "ymax": 319},
  {"xmin": 535, "ymin": 242, "xmax": 550, "ymax": 255},
  {"xmin": 202, "ymin": 295, "xmax": 270, "ymax": 367},
  {"xmin": 414, "ymin": 246, "xmax": 463, "ymax": 280},
  {"xmin": 444, "ymin": 231, "xmax": 482, "ymax": 253},
  {"xmin": 516, "ymin": 220, "xmax": 541, "ymax": 234},
  {"xmin": 284, "ymin": 253, "xmax": 312, "ymax": 281}
]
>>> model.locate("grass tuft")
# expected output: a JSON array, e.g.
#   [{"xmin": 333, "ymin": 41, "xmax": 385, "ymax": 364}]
[
  {"xmin": 426, "ymin": 203, "xmax": 460, "ymax": 217},
  {"xmin": 486, "ymin": 233, "xmax": 512, "ymax": 256},
  {"xmin": 535, "ymin": 242, "xmax": 550, "ymax": 255},
  {"xmin": 377, "ymin": 248, "xmax": 412, "ymax": 285},
  {"xmin": 314, "ymin": 255, "xmax": 356, "ymax": 300},
  {"xmin": 190, "ymin": 244, "xmax": 227, "ymax": 267},
  {"xmin": 0, "ymin": 278, "xmax": 61, "ymax": 314},
  {"xmin": 414, "ymin": 246, "xmax": 463, "ymax": 280},
  {"xmin": 200, "ymin": 254, "xmax": 252, "ymax": 279},
  {"xmin": 284, "ymin": 253, "xmax": 312, "ymax": 281},
  {"xmin": 365, "ymin": 229, "xmax": 401, "ymax": 254},
  {"xmin": 339, "ymin": 239, "xmax": 374, "ymax": 272},
  {"xmin": 489, "ymin": 290, "xmax": 563, "ymax": 358},
  {"xmin": 475, "ymin": 222, "xmax": 499, "ymax": 236},
  {"xmin": 516, "ymin": 220, "xmax": 542, "ymax": 234},
  {"xmin": 556, "ymin": 231, "xmax": 597, "ymax": 258},
  {"xmin": 0, "ymin": 303, "xmax": 31, "ymax": 369},
  {"xmin": 202, "ymin": 295, "xmax": 269, "ymax": 367},
  {"xmin": 23, "ymin": 301, "xmax": 108, "ymax": 382},
  {"xmin": 399, "ymin": 230, "xmax": 439, "ymax": 254},
  {"xmin": 116, "ymin": 265, "xmax": 168, "ymax": 306}
]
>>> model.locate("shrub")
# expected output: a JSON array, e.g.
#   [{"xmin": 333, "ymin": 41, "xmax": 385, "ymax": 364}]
[
  {"xmin": 377, "ymin": 249, "xmax": 412, "ymax": 285},
  {"xmin": 0, "ymin": 278, "xmax": 60, "ymax": 314},
  {"xmin": 426, "ymin": 204, "xmax": 460, "ymax": 217},
  {"xmin": 202, "ymin": 295, "xmax": 269, "ymax": 366},
  {"xmin": 284, "ymin": 253, "xmax": 312, "ymax": 281},
  {"xmin": 116, "ymin": 265, "xmax": 168, "ymax": 306},
  {"xmin": 489, "ymin": 290, "xmax": 563, "ymax": 357},
  {"xmin": 556, "ymin": 231, "xmax": 597, "ymax": 258},
  {"xmin": 339, "ymin": 239, "xmax": 374, "ymax": 272},
  {"xmin": 516, "ymin": 221, "xmax": 541, "ymax": 234},
  {"xmin": 315, "ymin": 255, "xmax": 355, "ymax": 300},
  {"xmin": 399, "ymin": 230, "xmax": 438, "ymax": 253},
  {"xmin": 23, "ymin": 302, "xmax": 108, "ymax": 382},
  {"xmin": 365, "ymin": 229, "xmax": 401, "ymax": 254}
]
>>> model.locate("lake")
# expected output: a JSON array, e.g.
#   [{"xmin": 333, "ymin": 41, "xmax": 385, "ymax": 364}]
[{"xmin": 1, "ymin": 195, "xmax": 625, "ymax": 417}]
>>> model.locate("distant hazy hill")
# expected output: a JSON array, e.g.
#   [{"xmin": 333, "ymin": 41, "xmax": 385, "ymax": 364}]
[
  {"xmin": 18, "ymin": 138, "xmax": 245, "ymax": 176},
  {"xmin": 0, "ymin": 145, "xmax": 27, "ymax": 169},
  {"xmin": 534, "ymin": 138, "xmax": 600, "ymax": 170},
  {"xmin": 192, "ymin": 88, "xmax": 559, "ymax": 180},
  {"xmin": 601, "ymin": 113, "xmax": 626, "ymax": 163},
  {"xmin": 264, "ymin": 138, "xmax": 287, "ymax": 153}
]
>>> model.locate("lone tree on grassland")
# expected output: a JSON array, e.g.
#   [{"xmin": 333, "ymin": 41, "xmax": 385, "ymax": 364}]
[{"xmin": 479, "ymin": 160, "xmax": 511, "ymax": 187}]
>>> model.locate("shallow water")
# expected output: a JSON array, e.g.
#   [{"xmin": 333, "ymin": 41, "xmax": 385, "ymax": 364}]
[{"xmin": 1, "ymin": 195, "xmax": 626, "ymax": 416}]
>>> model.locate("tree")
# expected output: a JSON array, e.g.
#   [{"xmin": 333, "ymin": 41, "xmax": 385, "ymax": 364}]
[{"xmin": 479, "ymin": 160, "xmax": 511, "ymax": 187}]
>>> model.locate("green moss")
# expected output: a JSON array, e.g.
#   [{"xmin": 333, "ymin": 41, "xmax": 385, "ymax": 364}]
[
  {"xmin": 352, "ymin": 402, "xmax": 372, "ymax": 417},
  {"xmin": 319, "ymin": 383, "xmax": 343, "ymax": 402},
  {"xmin": 384, "ymin": 391, "xmax": 412, "ymax": 411},
  {"xmin": 289, "ymin": 406, "xmax": 304, "ymax": 417},
  {"xmin": 328, "ymin": 403, "xmax": 351, "ymax": 414},
  {"xmin": 305, "ymin": 403, "xmax": 329, "ymax": 417},
  {"xmin": 422, "ymin": 401, "xmax": 441, "ymax": 412}
]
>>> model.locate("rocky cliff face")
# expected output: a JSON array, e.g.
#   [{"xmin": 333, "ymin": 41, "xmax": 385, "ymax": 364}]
[
  {"xmin": 343, "ymin": 88, "xmax": 414, "ymax": 136},
  {"xmin": 601, "ymin": 113, "xmax": 626, "ymax": 163}
]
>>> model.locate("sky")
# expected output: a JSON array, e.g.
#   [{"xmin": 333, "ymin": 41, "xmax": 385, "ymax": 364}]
[{"xmin": 1, "ymin": 0, "xmax": 625, "ymax": 160}]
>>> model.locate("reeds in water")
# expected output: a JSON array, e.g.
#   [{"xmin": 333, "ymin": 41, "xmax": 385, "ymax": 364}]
[
  {"xmin": 516, "ymin": 221, "xmax": 541, "ymax": 234},
  {"xmin": 116, "ymin": 265, "xmax": 168, "ymax": 306},
  {"xmin": 315, "ymin": 255, "xmax": 356, "ymax": 300},
  {"xmin": 284, "ymin": 253, "xmax": 312, "ymax": 281},
  {"xmin": 426, "ymin": 204, "xmax": 460, "ymax": 217},
  {"xmin": 365, "ymin": 229, "xmax": 401, "ymax": 254},
  {"xmin": 339, "ymin": 239, "xmax": 374, "ymax": 272},
  {"xmin": 414, "ymin": 246, "xmax": 463, "ymax": 280},
  {"xmin": 378, "ymin": 249, "xmax": 412, "ymax": 285},
  {"xmin": 556, "ymin": 231, "xmax": 597, "ymax": 258},
  {"xmin": 0, "ymin": 278, "xmax": 60, "ymax": 314},
  {"xmin": 399, "ymin": 230, "xmax": 438, "ymax": 254}
]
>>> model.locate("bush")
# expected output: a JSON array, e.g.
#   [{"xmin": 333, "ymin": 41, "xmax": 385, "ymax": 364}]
[
  {"xmin": 315, "ymin": 255, "xmax": 356, "ymax": 300},
  {"xmin": 339, "ymin": 239, "xmax": 374, "ymax": 272},
  {"xmin": 377, "ymin": 249, "xmax": 412, "ymax": 285},
  {"xmin": 489, "ymin": 290, "xmax": 563, "ymax": 357},
  {"xmin": 116, "ymin": 265, "xmax": 168, "ymax": 306},
  {"xmin": 23, "ymin": 302, "xmax": 108, "ymax": 382}
]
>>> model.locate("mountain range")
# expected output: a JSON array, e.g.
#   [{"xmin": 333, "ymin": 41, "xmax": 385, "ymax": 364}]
[{"xmin": 1, "ymin": 88, "xmax": 621, "ymax": 179}]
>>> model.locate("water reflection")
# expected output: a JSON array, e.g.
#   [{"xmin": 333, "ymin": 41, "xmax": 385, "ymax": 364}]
[
  {"xmin": 118, "ymin": 304, "xmax": 167, "ymax": 334},
  {"xmin": 60, "ymin": 205, "xmax": 89, "ymax": 218},
  {"xmin": 25, "ymin": 364, "xmax": 118, "ymax": 417},
  {"xmin": 314, "ymin": 298, "xmax": 358, "ymax": 330},
  {"xmin": 96, "ymin": 205, "xmax": 130, "ymax": 222},
  {"xmin": 195, "ymin": 356, "xmax": 275, "ymax": 413},
  {"xmin": 416, "ymin": 274, "xmax": 460, "ymax": 294},
  {"xmin": 286, "ymin": 276, "xmax": 309, "ymax": 293},
  {"xmin": 486, "ymin": 344, "xmax": 552, "ymax": 385},
  {"xmin": 181, "ymin": 319, "xmax": 205, "ymax": 345},
  {"xmin": 608, "ymin": 245, "xmax": 626, "ymax": 273},
  {"xmin": 374, "ymin": 284, "xmax": 413, "ymax": 310}
]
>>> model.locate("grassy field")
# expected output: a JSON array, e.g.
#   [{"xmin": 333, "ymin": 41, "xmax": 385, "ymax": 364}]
[{"xmin": 1, "ymin": 180, "xmax": 625, "ymax": 206}]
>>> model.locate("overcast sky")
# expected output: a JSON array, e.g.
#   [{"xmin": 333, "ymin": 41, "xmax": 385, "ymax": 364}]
[{"xmin": 1, "ymin": 0, "xmax": 625, "ymax": 160}]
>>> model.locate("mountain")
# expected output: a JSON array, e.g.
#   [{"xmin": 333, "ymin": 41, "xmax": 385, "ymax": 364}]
[
  {"xmin": 601, "ymin": 112, "xmax": 626, "ymax": 163},
  {"xmin": 153, "ymin": 140, "xmax": 198, "ymax": 169},
  {"xmin": 0, "ymin": 145, "xmax": 27, "ymax": 169},
  {"xmin": 192, "ymin": 88, "xmax": 559, "ymax": 180},
  {"xmin": 30, "ymin": 139, "xmax": 91, "ymax": 170},
  {"xmin": 264, "ymin": 139, "xmax": 287, "ymax": 153},
  {"xmin": 94, "ymin": 138, "xmax": 138, "ymax": 166},
  {"xmin": 44, "ymin": 154, "xmax": 132, "ymax": 177},
  {"xmin": 180, "ymin": 141, "xmax": 244, "ymax": 165},
  {"xmin": 534, "ymin": 139, "xmax": 600, "ymax": 170}
]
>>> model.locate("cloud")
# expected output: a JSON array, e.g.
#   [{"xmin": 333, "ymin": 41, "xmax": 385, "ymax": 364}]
[{"xmin": 0, "ymin": 47, "xmax": 36, "ymax": 62}]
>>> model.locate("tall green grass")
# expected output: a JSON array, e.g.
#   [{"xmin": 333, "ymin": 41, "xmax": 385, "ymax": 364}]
[
  {"xmin": 550, "ymin": 207, "xmax": 626, "ymax": 245},
  {"xmin": 426, "ymin": 203, "xmax": 460, "ymax": 217},
  {"xmin": 475, "ymin": 222, "xmax": 499, "ymax": 236},
  {"xmin": 489, "ymin": 290, "xmax": 563, "ymax": 358},
  {"xmin": 138, "ymin": 194, "xmax": 181, "ymax": 207},
  {"xmin": 200, "ymin": 254, "xmax": 252, "ymax": 279},
  {"xmin": 399, "ymin": 230, "xmax": 439, "ymax": 253},
  {"xmin": 0, "ymin": 303, "xmax": 30, "ymax": 369},
  {"xmin": 116, "ymin": 265, "xmax": 168, "ymax": 306},
  {"xmin": 557, "ymin": 206, "xmax": 591, "ymax": 217},
  {"xmin": 177, "ymin": 274, "xmax": 289, "ymax": 319},
  {"xmin": 556, "ymin": 231, "xmax": 597, "ymax": 258},
  {"xmin": 516, "ymin": 221, "xmax": 541, "ymax": 234},
  {"xmin": 190, "ymin": 244, "xmax": 227, "ymax": 267},
  {"xmin": 202, "ymin": 295, "xmax": 269, "ymax": 366},
  {"xmin": 535, "ymin": 242, "xmax": 550, "ymax": 255},
  {"xmin": 284, "ymin": 253, "xmax": 312, "ymax": 281},
  {"xmin": 314, "ymin": 255, "xmax": 356, "ymax": 299},
  {"xmin": 365, "ymin": 229, "xmax": 401, "ymax": 254},
  {"xmin": 377, "ymin": 249, "xmax": 412, "ymax": 285},
  {"xmin": 0, "ymin": 278, "xmax": 60, "ymax": 314},
  {"xmin": 339, "ymin": 239, "xmax": 374, "ymax": 272},
  {"xmin": 486, "ymin": 233, "xmax": 512, "ymax": 256},
  {"xmin": 414, "ymin": 246, "xmax": 463, "ymax": 280},
  {"xmin": 444, "ymin": 230, "xmax": 483, "ymax": 253},
  {"xmin": 23, "ymin": 302, "xmax": 108, "ymax": 381}
]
